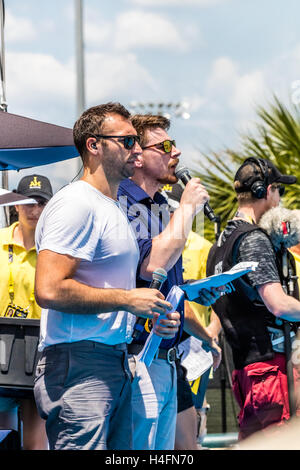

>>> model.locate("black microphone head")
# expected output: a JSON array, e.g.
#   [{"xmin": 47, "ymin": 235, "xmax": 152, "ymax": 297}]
[
  {"xmin": 175, "ymin": 166, "xmax": 191, "ymax": 181},
  {"xmin": 152, "ymin": 267, "xmax": 168, "ymax": 282}
]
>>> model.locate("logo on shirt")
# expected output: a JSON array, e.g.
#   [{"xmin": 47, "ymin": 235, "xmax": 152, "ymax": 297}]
[
  {"xmin": 29, "ymin": 176, "xmax": 41, "ymax": 189},
  {"xmin": 162, "ymin": 184, "xmax": 173, "ymax": 192}
]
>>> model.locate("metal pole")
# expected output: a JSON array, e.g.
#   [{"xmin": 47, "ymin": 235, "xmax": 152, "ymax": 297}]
[
  {"xmin": 0, "ymin": 0, "xmax": 7, "ymax": 113},
  {"xmin": 0, "ymin": 0, "xmax": 9, "ymax": 226},
  {"xmin": 74, "ymin": 0, "xmax": 85, "ymax": 178},
  {"xmin": 75, "ymin": 0, "xmax": 85, "ymax": 118}
]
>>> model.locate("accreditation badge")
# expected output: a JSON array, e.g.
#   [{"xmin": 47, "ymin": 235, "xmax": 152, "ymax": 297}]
[
  {"xmin": 4, "ymin": 304, "xmax": 29, "ymax": 319},
  {"xmin": 144, "ymin": 319, "xmax": 153, "ymax": 333}
]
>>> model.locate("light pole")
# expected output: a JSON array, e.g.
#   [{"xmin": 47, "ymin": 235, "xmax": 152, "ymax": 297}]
[
  {"xmin": 75, "ymin": 0, "xmax": 85, "ymax": 117},
  {"xmin": 128, "ymin": 101, "xmax": 191, "ymax": 120},
  {"xmin": 74, "ymin": 0, "xmax": 85, "ymax": 176}
]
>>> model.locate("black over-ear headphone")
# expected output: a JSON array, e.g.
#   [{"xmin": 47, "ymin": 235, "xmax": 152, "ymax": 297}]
[{"xmin": 244, "ymin": 157, "xmax": 269, "ymax": 199}]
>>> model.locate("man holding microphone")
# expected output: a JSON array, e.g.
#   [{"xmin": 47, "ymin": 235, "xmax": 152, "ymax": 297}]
[
  {"xmin": 33, "ymin": 103, "xmax": 180, "ymax": 450},
  {"xmin": 118, "ymin": 113, "xmax": 222, "ymax": 450}
]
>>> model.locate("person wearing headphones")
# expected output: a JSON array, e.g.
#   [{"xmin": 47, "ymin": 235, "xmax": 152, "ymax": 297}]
[{"xmin": 206, "ymin": 157, "xmax": 300, "ymax": 440}]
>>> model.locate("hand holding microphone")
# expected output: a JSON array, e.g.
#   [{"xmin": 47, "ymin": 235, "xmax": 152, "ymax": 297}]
[
  {"xmin": 175, "ymin": 166, "xmax": 217, "ymax": 222},
  {"xmin": 132, "ymin": 268, "xmax": 168, "ymax": 339}
]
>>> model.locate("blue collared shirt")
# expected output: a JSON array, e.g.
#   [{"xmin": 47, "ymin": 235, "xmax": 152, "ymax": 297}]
[{"xmin": 118, "ymin": 178, "xmax": 184, "ymax": 349}]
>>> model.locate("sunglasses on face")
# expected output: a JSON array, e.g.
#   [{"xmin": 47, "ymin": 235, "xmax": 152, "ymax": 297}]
[
  {"xmin": 24, "ymin": 199, "xmax": 48, "ymax": 208},
  {"xmin": 92, "ymin": 134, "xmax": 140, "ymax": 150},
  {"xmin": 142, "ymin": 139, "xmax": 176, "ymax": 154},
  {"xmin": 272, "ymin": 184, "xmax": 285, "ymax": 197}
]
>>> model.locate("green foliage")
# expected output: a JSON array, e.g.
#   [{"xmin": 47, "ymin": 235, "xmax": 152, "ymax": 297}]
[{"xmin": 193, "ymin": 95, "xmax": 300, "ymax": 243}]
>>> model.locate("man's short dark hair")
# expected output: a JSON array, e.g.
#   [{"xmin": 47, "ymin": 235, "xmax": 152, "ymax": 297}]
[
  {"xmin": 73, "ymin": 102, "xmax": 131, "ymax": 159},
  {"xmin": 131, "ymin": 114, "xmax": 170, "ymax": 148}
]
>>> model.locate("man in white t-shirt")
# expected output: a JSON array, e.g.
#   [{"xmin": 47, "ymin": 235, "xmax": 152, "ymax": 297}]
[{"xmin": 33, "ymin": 102, "xmax": 180, "ymax": 450}]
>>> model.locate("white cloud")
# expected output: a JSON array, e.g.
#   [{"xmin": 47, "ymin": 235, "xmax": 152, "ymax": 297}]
[
  {"xmin": 207, "ymin": 56, "xmax": 266, "ymax": 117},
  {"xmin": 202, "ymin": 46, "xmax": 300, "ymax": 141},
  {"xmin": 86, "ymin": 52, "xmax": 157, "ymax": 102},
  {"xmin": 5, "ymin": 9, "xmax": 37, "ymax": 43},
  {"xmin": 231, "ymin": 70, "xmax": 265, "ymax": 113},
  {"xmin": 4, "ymin": 49, "xmax": 157, "ymax": 120},
  {"xmin": 6, "ymin": 52, "xmax": 75, "ymax": 104},
  {"xmin": 113, "ymin": 10, "xmax": 190, "ymax": 52},
  {"xmin": 129, "ymin": 0, "xmax": 229, "ymax": 6},
  {"xmin": 84, "ymin": 19, "xmax": 112, "ymax": 47},
  {"xmin": 208, "ymin": 57, "xmax": 238, "ymax": 88}
]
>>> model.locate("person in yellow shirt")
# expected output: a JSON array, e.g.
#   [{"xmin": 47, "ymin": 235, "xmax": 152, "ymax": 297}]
[
  {"xmin": 182, "ymin": 229, "xmax": 222, "ymax": 446},
  {"xmin": 182, "ymin": 230, "xmax": 213, "ymax": 326},
  {"xmin": 290, "ymin": 243, "xmax": 300, "ymax": 291},
  {"xmin": 0, "ymin": 174, "xmax": 53, "ymax": 450},
  {"xmin": 162, "ymin": 183, "xmax": 222, "ymax": 449}
]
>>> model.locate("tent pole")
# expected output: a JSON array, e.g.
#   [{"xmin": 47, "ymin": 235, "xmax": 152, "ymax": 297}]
[{"xmin": 0, "ymin": 0, "xmax": 7, "ymax": 113}]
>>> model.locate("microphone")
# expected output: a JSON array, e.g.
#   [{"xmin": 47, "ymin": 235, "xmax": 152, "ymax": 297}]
[
  {"xmin": 175, "ymin": 165, "xmax": 218, "ymax": 222},
  {"xmin": 259, "ymin": 206, "xmax": 300, "ymax": 250},
  {"xmin": 132, "ymin": 267, "xmax": 168, "ymax": 339}
]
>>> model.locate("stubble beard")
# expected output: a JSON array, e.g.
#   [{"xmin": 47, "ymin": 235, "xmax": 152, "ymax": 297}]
[
  {"xmin": 157, "ymin": 160, "xmax": 179, "ymax": 184},
  {"xmin": 157, "ymin": 173, "xmax": 178, "ymax": 184}
]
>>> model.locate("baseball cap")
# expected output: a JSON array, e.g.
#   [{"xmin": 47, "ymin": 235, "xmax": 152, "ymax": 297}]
[
  {"xmin": 16, "ymin": 175, "xmax": 53, "ymax": 201},
  {"xmin": 234, "ymin": 157, "xmax": 297, "ymax": 193}
]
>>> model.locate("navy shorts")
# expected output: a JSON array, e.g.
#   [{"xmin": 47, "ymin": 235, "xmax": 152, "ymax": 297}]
[{"xmin": 176, "ymin": 361, "xmax": 194, "ymax": 413}]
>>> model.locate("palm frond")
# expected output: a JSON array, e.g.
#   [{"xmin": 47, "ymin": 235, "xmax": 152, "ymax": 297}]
[{"xmin": 191, "ymin": 95, "xmax": 300, "ymax": 243}]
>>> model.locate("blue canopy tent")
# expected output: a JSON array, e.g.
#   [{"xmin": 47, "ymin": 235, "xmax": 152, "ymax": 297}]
[{"xmin": 0, "ymin": 111, "xmax": 79, "ymax": 171}]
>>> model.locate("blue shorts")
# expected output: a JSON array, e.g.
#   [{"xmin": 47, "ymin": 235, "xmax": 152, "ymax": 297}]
[{"xmin": 34, "ymin": 340, "xmax": 133, "ymax": 450}]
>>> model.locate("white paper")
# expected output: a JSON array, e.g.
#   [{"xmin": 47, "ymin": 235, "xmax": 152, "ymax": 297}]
[
  {"xmin": 137, "ymin": 285, "xmax": 185, "ymax": 367},
  {"xmin": 178, "ymin": 336, "xmax": 213, "ymax": 381},
  {"xmin": 180, "ymin": 261, "xmax": 258, "ymax": 300}
]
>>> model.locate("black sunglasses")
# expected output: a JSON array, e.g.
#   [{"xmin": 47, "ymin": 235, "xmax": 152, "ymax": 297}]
[
  {"xmin": 25, "ymin": 199, "xmax": 48, "ymax": 207},
  {"xmin": 92, "ymin": 134, "xmax": 140, "ymax": 150},
  {"xmin": 272, "ymin": 184, "xmax": 285, "ymax": 197},
  {"xmin": 142, "ymin": 139, "xmax": 176, "ymax": 154}
]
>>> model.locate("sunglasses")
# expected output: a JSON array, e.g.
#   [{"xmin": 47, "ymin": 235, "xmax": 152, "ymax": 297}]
[
  {"xmin": 272, "ymin": 184, "xmax": 285, "ymax": 197},
  {"xmin": 142, "ymin": 139, "xmax": 176, "ymax": 154},
  {"xmin": 92, "ymin": 134, "xmax": 140, "ymax": 150},
  {"xmin": 25, "ymin": 199, "xmax": 48, "ymax": 208}
]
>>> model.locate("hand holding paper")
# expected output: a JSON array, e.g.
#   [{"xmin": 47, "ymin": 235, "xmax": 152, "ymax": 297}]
[
  {"xmin": 180, "ymin": 261, "xmax": 259, "ymax": 301},
  {"xmin": 137, "ymin": 285, "xmax": 185, "ymax": 367},
  {"xmin": 153, "ymin": 310, "xmax": 181, "ymax": 339}
]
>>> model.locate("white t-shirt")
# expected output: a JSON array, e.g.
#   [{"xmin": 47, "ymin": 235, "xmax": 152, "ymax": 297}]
[{"xmin": 35, "ymin": 180, "xmax": 139, "ymax": 350}]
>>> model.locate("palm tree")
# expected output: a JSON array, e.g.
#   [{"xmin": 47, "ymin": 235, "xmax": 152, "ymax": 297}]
[{"xmin": 194, "ymin": 95, "xmax": 300, "ymax": 243}]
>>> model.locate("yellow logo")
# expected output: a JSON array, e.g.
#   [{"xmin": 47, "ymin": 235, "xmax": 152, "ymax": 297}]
[
  {"xmin": 144, "ymin": 319, "xmax": 153, "ymax": 333},
  {"xmin": 162, "ymin": 184, "xmax": 172, "ymax": 192},
  {"xmin": 29, "ymin": 176, "xmax": 41, "ymax": 189}
]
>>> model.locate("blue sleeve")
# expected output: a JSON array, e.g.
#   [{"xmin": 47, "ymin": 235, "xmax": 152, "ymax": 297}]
[{"xmin": 136, "ymin": 239, "xmax": 152, "ymax": 279}]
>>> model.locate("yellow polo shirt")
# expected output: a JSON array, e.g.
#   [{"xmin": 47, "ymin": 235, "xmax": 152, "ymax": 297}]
[
  {"xmin": 290, "ymin": 249, "xmax": 300, "ymax": 292},
  {"xmin": 182, "ymin": 231, "xmax": 212, "ymax": 327},
  {"xmin": 0, "ymin": 222, "xmax": 41, "ymax": 319}
]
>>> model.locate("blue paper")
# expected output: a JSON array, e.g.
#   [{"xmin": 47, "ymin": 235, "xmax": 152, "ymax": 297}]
[
  {"xmin": 180, "ymin": 261, "xmax": 258, "ymax": 301},
  {"xmin": 137, "ymin": 285, "xmax": 185, "ymax": 367}
]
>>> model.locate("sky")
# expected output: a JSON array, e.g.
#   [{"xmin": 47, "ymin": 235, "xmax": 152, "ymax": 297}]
[{"xmin": 1, "ymin": 0, "xmax": 300, "ymax": 193}]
